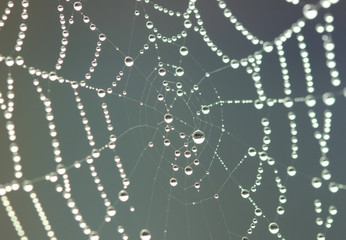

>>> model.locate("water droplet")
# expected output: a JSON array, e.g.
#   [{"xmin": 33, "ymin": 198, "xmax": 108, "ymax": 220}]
[
  {"xmin": 56, "ymin": 164, "xmax": 66, "ymax": 175},
  {"xmin": 118, "ymin": 190, "xmax": 129, "ymax": 202},
  {"xmin": 157, "ymin": 94, "xmax": 164, "ymax": 101},
  {"xmin": 230, "ymin": 59, "xmax": 239, "ymax": 69},
  {"xmin": 164, "ymin": 113, "xmax": 173, "ymax": 124},
  {"xmin": 184, "ymin": 166, "xmax": 193, "ymax": 175},
  {"xmin": 287, "ymin": 166, "xmax": 296, "ymax": 176},
  {"xmin": 158, "ymin": 68, "xmax": 166, "ymax": 76},
  {"xmin": 98, "ymin": 89, "xmax": 106, "ymax": 98},
  {"xmin": 328, "ymin": 182, "xmax": 339, "ymax": 193},
  {"xmin": 180, "ymin": 46, "xmax": 189, "ymax": 56},
  {"xmin": 15, "ymin": 56, "xmax": 24, "ymax": 66},
  {"xmin": 248, "ymin": 147, "xmax": 257, "ymax": 157},
  {"xmin": 107, "ymin": 206, "xmax": 116, "ymax": 216},
  {"xmin": 73, "ymin": 1, "xmax": 82, "ymax": 11},
  {"xmin": 22, "ymin": 180, "xmax": 33, "ymax": 192},
  {"xmin": 192, "ymin": 130, "xmax": 205, "ymax": 144},
  {"xmin": 140, "ymin": 229, "xmax": 151, "ymax": 240},
  {"xmin": 170, "ymin": 178, "xmax": 178, "ymax": 187},
  {"xmin": 263, "ymin": 42, "xmax": 274, "ymax": 52},
  {"xmin": 253, "ymin": 208, "xmax": 262, "ymax": 217},
  {"xmin": 5, "ymin": 56, "xmax": 14, "ymax": 66},
  {"xmin": 305, "ymin": 95, "xmax": 316, "ymax": 107},
  {"xmin": 254, "ymin": 99, "xmax": 263, "ymax": 109},
  {"xmin": 89, "ymin": 231, "xmax": 99, "ymax": 240},
  {"xmin": 317, "ymin": 233, "xmax": 325, "ymax": 240},
  {"xmin": 322, "ymin": 92, "xmax": 335, "ymax": 106},
  {"xmin": 303, "ymin": 4, "xmax": 318, "ymax": 20},
  {"xmin": 277, "ymin": 206, "xmax": 285, "ymax": 215},
  {"xmin": 146, "ymin": 21, "xmax": 153, "ymax": 29},
  {"xmin": 184, "ymin": 150, "xmax": 191, "ymax": 158},
  {"xmin": 241, "ymin": 189, "xmax": 249, "ymax": 198},
  {"xmin": 201, "ymin": 106, "xmax": 210, "ymax": 114},
  {"xmin": 268, "ymin": 222, "xmax": 279, "ymax": 234},
  {"xmin": 184, "ymin": 19, "xmax": 192, "ymax": 28},
  {"xmin": 175, "ymin": 67, "xmax": 184, "ymax": 76},
  {"xmin": 99, "ymin": 33, "xmax": 106, "ymax": 41},
  {"xmin": 124, "ymin": 56, "xmax": 134, "ymax": 67}
]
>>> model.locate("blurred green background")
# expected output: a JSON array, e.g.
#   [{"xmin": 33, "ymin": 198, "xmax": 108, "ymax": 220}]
[{"xmin": 0, "ymin": 0, "xmax": 346, "ymax": 239}]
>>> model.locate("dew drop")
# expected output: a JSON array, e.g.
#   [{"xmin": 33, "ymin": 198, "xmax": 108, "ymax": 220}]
[
  {"xmin": 89, "ymin": 231, "xmax": 99, "ymax": 240},
  {"xmin": 175, "ymin": 67, "xmax": 184, "ymax": 76},
  {"xmin": 248, "ymin": 147, "xmax": 257, "ymax": 157},
  {"xmin": 99, "ymin": 33, "xmax": 106, "ymax": 41},
  {"xmin": 180, "ymin": 46, "xmax": 189, "ymax": 56},
  {"xmin": 241, "ymin": 189, "xmax": 249, "ymax": 198},
  {"xmin": 201, "ymin": 106, "xmax": 210, "ymax": 114},
  {"xmin": 107, "ymin": 206, "xmax": 116, "ymax": 216},
  {"xmin": 140, "ymin": 229, "xmax": 151, "ymax": 240},
  {"xmin": 317, "ymin": 233, "xmax": 325, "ymax": 240},
  {"xmin": 263, "ymin": 42, "xmax": 274, "ymax": 52},
  {"xmin": 303, "ymin": 4, "xmax": 318, "ymax": 20},
  {"xmin": 124, "ymin": 56, "xmax": 134, "ymax": 67},
  {"xmin": 22, "ymin": 180, "xmax": 33, "ymax": 192},
  {"xmin": 254, "ymin": 99, "xmax": 264, "ymax": 109},
  {"xmin": 287, "ymin": 166, "xmax": 296, "ymax": 176},
  {"xmin": 184, "ymin": 166, "xmax": 193, "ymax": 175},
  {"xmin": 322, "ymin": 92, "xmax": 335, "ymax": 106},
  {"xmin": 73, "ymin": 1, "xmax": 82, "ymax": 11},
  {"xmin": 170, "ymin": 178, "xmax": 178, "ymax": 187},
  {"xmin": 118, "ymin": 190, "xmax": 129, "ymax": 202},
  {"xmin": 268, "ymin": 222, "xmax": 279, "ymax": 234},
  {"xmin": 230, "ymin": 59, "xmax": 239, "ymax": 69},
  {"xmin": 277, "ymin": 206, "xmax": 285, "ymax": 215},
  {"xmin": 164, "ymin": 113, "xmax": 173, "ymax": 124},
  {"xmin": 305, "ymin": 95, "xmax": 316, "ymax": 107},
  {"xmin": 192, "ymin": 130, "xmax": 205, "ymax": 144},
  {"xmin": 5, "ymin": 56, "xmax": 14, "ymax": 66},
  {"xmin": 97, "ymin": 89, "xmax": 106, "ymax": 98},
  {"xmin": 254, "ymin": 208, "xmax": 262, "ymax": 216}
]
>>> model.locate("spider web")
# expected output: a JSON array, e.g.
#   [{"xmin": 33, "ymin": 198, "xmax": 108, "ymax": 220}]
[{"xmin": 0, "ymin": 0, "xmax": 346, "ymax": 239}]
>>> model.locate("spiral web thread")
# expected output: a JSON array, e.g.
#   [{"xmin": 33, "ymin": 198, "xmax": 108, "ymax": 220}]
[{"xmin": 0, "ymin": 0, "xmax": 346, "ymax": 239}]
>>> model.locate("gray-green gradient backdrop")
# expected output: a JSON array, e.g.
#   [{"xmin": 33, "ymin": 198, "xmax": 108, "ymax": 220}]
[{"xmin": 1, "ymin": 0, "xmax": 346, "ymax": 239}]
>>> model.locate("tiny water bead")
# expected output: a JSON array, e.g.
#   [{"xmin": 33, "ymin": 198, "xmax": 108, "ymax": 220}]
[
  {"xmin": 303, "ymin": 4, "xmax": 318, "ymax": 20},
  {"xmin": 140, "ymin": 229, "xmax": 151, "ymax": 240},
  {"xmin": 164, "ymin": 113, "xmax": 173, "ymax": 124},
  {"xmin": 263, "ymin": 42, "xmax": 274, "ymax": 52},
  {"xmin": 254, "ymin": 208, "xmax": 262, "ymax": 216},
  {"xmin": 175, "ymin": 67, "xmax": 184, "ymax": 76},
  {"xmin": 201, "ymin": 105, "xmax": 210, "ymax": 114},
  {"xmin": 97, "ymin": 89, "xmax": 106, "ymax": 98},
  {"xmin": 287, "ymin": 166, "xmax": 296, "ymax": 176},
  {"xmin": 192, "ymin": 130, "xmax": 205, "ymax": 144},
  {"xmin": 180, "ymin": 46, "xmax": 189, "ymax": 56},
  {"xmin": 170, "ymin": 178, "xmax": 178, "ymax": 187},
  {"xmin": 268, "ymin": 222, "xmax": 279, "ymax": 234},
  {"xmin": 5, "ymin": 56, "xmax": 14, "ymax": 66},
  {"xmin": 107, "ymin": 206, "xmax": 116, "ymax": 216},
  {"xmin": 322, "ymin": 92, "xmax": 335, "ymax": 106},
  {"xmin": 22, "ymin": 180, "xmax": 33, "ymax": 192},
  {"xmin": 73, "ymin": 1, "xmax": 82, "ymax": 11},
  {"xmin": 99, "ymin": 33, "xmax": 107, "ymax": 41},
  {"xmin": 248, "ymin": 147, "xmax": 257, "ymax": 157},
  {"xmin": 118, "ymin": 190, "xmax": 129, "ymax": 202},
  {"xmin": 184, "ymin": 166, "xmax": 193, "ymax": 175},
  {"xmin": 124, "ymin": 56, "xmax": 134, "ymax": 67},
  {"xmin": 241, "ymin": 189, "xmax": 249, "ymax": 198}
]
